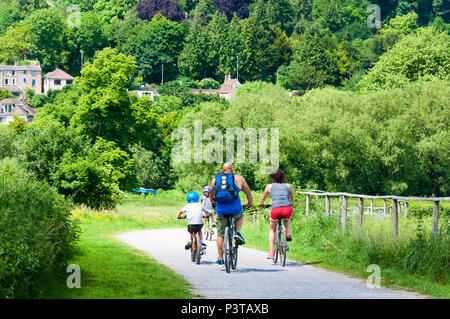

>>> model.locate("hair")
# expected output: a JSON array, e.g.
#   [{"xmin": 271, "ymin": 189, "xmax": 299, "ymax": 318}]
[{"xmin": 269, "ymin": 169, "xmax": 286, "ymax": 183}]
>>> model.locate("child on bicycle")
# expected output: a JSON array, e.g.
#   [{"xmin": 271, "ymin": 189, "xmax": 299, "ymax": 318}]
[
  {"xmin": 201, "ymin": 186, "xmax": 216, "ymax": 227},
  {"xmin": 178, "ymin": 191, "xmax": 207, "ymax": 250}
]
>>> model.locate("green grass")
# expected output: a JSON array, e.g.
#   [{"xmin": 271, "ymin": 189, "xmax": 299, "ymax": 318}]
[
  {"xmin": 242, "ymin": 210, "xmax": 450, "ymax": 299},
  {"xmin": 42, "ymin": 195, "xmax": 194, "ymax": 299}
]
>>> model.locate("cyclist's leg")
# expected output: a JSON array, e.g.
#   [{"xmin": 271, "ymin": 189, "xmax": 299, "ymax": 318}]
[
  {"xmin": 216, "ymin": 214, "xmax": 227, "ymax": 261},
  {"xmin": 234, "ymin": 211, "xmax": 245, "ymax": 244},
  {"xmin": 268, "ymin": 220, "xmax": 277, "ymax": 256}
]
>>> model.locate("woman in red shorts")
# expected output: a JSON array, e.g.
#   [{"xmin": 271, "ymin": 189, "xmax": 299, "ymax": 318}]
[{"xmin": 259, "ymin": 169, "xmax": 294, "ymax": 259}]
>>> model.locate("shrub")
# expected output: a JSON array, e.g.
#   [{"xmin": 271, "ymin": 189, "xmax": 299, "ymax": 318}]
[{"xmin": 0, "ymin": 158, "xmax": 79, "ymax": 298}]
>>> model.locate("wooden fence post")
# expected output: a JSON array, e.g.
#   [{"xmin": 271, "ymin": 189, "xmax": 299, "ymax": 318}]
[
  {"xmin": 341, "ymin": 195, "xmax": 347, "ymax": 231},
  {"xmin": 383, "ymin": 199, "xmax": 387, "ymax": 216},
  {"xmin": 432, "ymin": 201, "xmax": 439, "ymax": 239},
  {"xmin": 370, "ymin": 199, "xmax": 374, "ymax": 216},
  {"xmin": 306, "ymin": 194, "xmax": 310, "ymax": 215},
  {"xmin": 325, "ymin": 195, "xmax": 330, "ymax": 218},
  {"xmin": 392, "ymin": 198, "xmax": 398, "ymax": 239},
  {"xmin": 357, "ymin": 197, "xmax": 364, "ymax": 229}
]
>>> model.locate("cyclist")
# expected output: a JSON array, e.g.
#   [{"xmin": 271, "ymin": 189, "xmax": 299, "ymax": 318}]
[
  {"xmin": 210, "ymin": 162, "xmax": 253, "ymax": 265},
  {"xmin": 178, "ymin": 191, "xmax": 207, "ymax": 250},
  {"xmin": 259, "ymin": 169, "xmax": 294, "ymax": 259},
  {"xmin": 201, "ymin": 186, "xmax": 216, "ymax": 227}
]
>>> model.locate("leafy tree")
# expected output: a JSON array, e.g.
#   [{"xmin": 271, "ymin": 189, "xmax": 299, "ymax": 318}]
[
  {"xmin": 381, "ymin": 11, "xmax": 419, "ymax": 36},
  {"xmin": 25, "ymin": 9, "xmax": 69, "ymax": 72},
  {"xmin": 198, "ymin": 78, "xmax": 220, "ymax": 89},
  {"xmin": 0, "ymin": 88, "xmax": 14, "ymax": 100},
  {"xmin": 358, "ymin": 27, "xmax": 450, "ymax": 90},
  {"xmin": 249, "ymin": 0, "xmax": 295, "ymax": 35},
  {"xmin": 0, "ymin": 126, "xmax": 16, "ymax": 160},
  {"xmin": 9, "ymin": 114, "xmax": 27, "ymax": 134},
  {"xmin": 0, "ymin": 1, "xmax": 21, "ymax": 36},
  {"xmin": 0, "ymin": 21, "xmax": 32, "ymax": 63},
  {"xmin": 190, "ymin": 0, "xmax": 215, "ymax": 23},
  {"xmin": 136, "ymin": 0, "xmax": 186, "ymax": 22},
  {"xmin": 94, "ymin": 0, "xmax": 138, "ymax": 23},
  {"xmin": 122, "ymin": 14, "xmax": 188, "ymax": 83},
  {"xmin": 212, "ymin": 0, "xmax": 254, "ymax": 20}
]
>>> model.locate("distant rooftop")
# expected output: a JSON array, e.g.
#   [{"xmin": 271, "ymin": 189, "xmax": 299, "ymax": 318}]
[{"xmin": 43, "ymin": 68, "xmax": 74, "ymax": 80}]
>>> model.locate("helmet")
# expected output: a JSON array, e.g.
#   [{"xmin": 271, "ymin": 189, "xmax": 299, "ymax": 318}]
[
  {"xmin": 186, "ymin": 191, "xmax": 200, "ymax": 203},
  {"xmin": 203, "ymin": 186, "xmax": 210, "ymax": 193}
]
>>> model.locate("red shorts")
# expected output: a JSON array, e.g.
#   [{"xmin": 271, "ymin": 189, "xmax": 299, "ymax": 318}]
[{"xmin": 270, "ymin": 206, "xmax": 293, "ymax": 222}]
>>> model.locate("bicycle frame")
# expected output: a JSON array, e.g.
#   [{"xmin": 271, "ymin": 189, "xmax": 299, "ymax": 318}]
[{"xmin": 223, "ymin": 215, "xmax": 238, "ymax": 273}]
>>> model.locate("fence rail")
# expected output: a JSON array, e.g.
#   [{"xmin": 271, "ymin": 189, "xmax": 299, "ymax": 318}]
[{"xmin": 297, "ymin": 191, "xmax": 450, "ymax": 239}]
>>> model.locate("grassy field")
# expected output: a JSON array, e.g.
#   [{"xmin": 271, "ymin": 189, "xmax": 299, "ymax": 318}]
[{"xmin": 42, "ymin": 192, "xmax": 194, "ymax": 299}]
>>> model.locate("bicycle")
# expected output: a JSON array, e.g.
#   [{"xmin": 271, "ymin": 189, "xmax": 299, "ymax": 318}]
[
  {"xmin": 222, "ymin": 214, "xmax": 239, "ymax": 273},
  {"xmin": 260, "ymin": 204, "xmax": 289, "ymax": 267},
  {"xmin": 189, "ymin": 229, "xmax": 205, "ymax": 264},
  {"xmin": 203, "ymin": 211, "xmax": 215, "ymax": 241}
]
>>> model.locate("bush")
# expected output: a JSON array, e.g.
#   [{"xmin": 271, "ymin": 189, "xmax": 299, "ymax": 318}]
[{"xmin": 0, "ymin": 158, "xmax": 79, "ymax": 298}]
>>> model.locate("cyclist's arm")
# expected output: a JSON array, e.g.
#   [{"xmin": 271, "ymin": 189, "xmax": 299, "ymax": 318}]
[
  {"xmin": 259, "ymin": 184, "xmax": 271, "ymax": 206},
  {"xmin": 209, "ymin": 178, "xmax": 216, "ymax": 208},
  {"xmin": 240, "ymin": 177, "xmax": 253, "ymax": 208},
  {"xmin": 288, "ymin": 184, "xmax": 294, "ymax": 204},
  {"xmin": 177, "ymin": 211, "xmax": 186, "ymax": 219}
]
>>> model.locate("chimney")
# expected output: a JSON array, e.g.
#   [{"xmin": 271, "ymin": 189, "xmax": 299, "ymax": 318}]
[
  {"xmin": 14, "ymin": 60, "xmax": 17, "ymax": 67},
  {"xmin": 224, "ymin": 73, "xmax": 231, "ymax": 83}
]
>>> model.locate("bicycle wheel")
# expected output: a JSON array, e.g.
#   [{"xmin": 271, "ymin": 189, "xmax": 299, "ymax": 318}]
[
  {"xmin": 232, "ymin": 242, "xmax": 238, "ymax": 269},
  {"xmin": 223, "ymin": 227, "xmax": 231, "ymax": 273},
  {"xmin": 204, "ymin": 222, "xmax": 209, "ymax": 241},
  {"xmin": 280, "ymin": 226, "xmax": 287, "ymax": 267},
  {"xmin": 190, "ymin": 234, "xmax": 195, "ymax": 262},
  {"xmin": 195, "ymin": 233, "xmax": 201, "ymax": 264}
]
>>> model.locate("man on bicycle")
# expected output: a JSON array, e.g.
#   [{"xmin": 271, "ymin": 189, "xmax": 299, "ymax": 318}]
[
  {"xmin": 178, "ymin": 191, "xmax": 207, "ymax": 250},
  {"xmin": 210, "ymin": 162, "xmax": 253, "ymax": 265},
  {"xmin": 201, "ymin": 186, "xmax": 216, "ymax": 227}
]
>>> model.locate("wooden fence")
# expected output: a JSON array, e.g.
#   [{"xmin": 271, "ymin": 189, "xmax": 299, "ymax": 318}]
[{"xmin": 297, "ymin": 191, "xmax": 450, "ymax": 239}]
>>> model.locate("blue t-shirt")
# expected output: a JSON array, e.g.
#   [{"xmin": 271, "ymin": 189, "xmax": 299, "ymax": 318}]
[{"xmin": 216, "ymin": 185, "xmax": 242, "ymax": 216}]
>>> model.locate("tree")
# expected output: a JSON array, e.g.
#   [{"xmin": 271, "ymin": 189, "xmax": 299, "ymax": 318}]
[
  {"xmin": 25, "ymin": 9, "xmax": 69, "ymax": 72},
  {"xmin": 94, "ymin": 0, "xmax": 138, "ymax": 23},
  {"xmin": 136, "ymin": 0, "xmax": 186, "ymax": 22},
  {"xmin": 249, "ymin": 0, "xmax": 295, "ymax": 35},
  {"xmin": 358, "ymin": 27, "xmax": 450, "ymax": 91},
  {"xmin": 212, "ymin": 0, "xmax": 253, "ymax": 20},
  {"xmin": 0, "ymin": 21, "xmax": 32, "ymax": 63},
  {"xmin": 381, "ymin": 11, "xmax": 419, "ymax": 36},
  {"xmin": 122, "ymin": 14, "xmax": 188, "ymax": 83},
  {"xmin": 0, "ymin": 1, "xmax": 21, "ymax": 36},
  {"xmin": 0, "ymin": 88, "xmax": 14, "ymax": 100}
]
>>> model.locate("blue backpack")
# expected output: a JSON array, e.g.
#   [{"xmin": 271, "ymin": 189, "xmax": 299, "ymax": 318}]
[{"xmin": 214, "ymin": 172, "xmax": 239, "ymax": 204}]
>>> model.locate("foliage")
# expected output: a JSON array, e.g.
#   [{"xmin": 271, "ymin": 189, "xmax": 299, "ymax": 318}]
[
  {"xmin": 136, "ymin": 0, "xmax": 186, "ymax": 22},
  {"xmin": 8, "ymin": 114, "xmax": 26, "ymax": 134},
  {"xmin": 358, "ymin": 27, "xmax": 450, "ymax": 90},
  {"xmin": 0, "ymin": 158, "xmax": 79, "ymax": 298},
  {"xmin": 212, "ymin": 0, "xmax": 253, "ymax": 20}
]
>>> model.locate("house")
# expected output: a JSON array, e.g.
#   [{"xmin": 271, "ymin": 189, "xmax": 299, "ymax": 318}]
[
  {"xmin": 130, "ymin": 85, "xmax": 160, "ymax": 99},
  {"xmin": 0, "ymin": 61, "xmax": 42, "ymax": 99},
  {"xmin": 0, "ymin": 99, "xmax": 36, "ymax": 124},
  {"xmin": 42, "ymin": 68, "xmax": 74, "ymax": 94},
  {"xmin": 218, "ymin": 74, "xmax": 241, "ymax": 99}
]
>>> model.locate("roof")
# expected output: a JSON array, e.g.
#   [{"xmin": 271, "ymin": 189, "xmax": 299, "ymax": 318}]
[
  {"xmin": 191, "ymin": 89, "xmax": 218, "ymax": 95},
  {"xmin": 0, "ymin": 99, "xmax": 36, "ymax": 117},
  {"xmin": 0, "ymin": 63, "xmax": 41, "ymax": 71},
  {"xmin": 43, "ymin": 68, "xmax": 74, "ymax": 80},
  {"xmin": 0, "ymin": 86, "xmax": 22, "ymax": 93},
  {"xmin": 219, "ymin": 79, "xmax": 240, "ymax": 94}
]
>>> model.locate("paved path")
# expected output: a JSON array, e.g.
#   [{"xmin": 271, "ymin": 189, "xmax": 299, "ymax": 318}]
[{"xmin": 115, "ymin": 229, "xmax": 425, "ymax": 299}]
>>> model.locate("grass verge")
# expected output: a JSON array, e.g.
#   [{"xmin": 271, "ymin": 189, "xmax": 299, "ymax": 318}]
[{"xmin": 42, "ymin": 196, "xmax": 195, "ymax": 299}]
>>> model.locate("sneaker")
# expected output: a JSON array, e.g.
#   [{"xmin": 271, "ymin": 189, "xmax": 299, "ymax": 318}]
[
  {"xmin": 286, "ymin": 230, "xmax": 292, "ymax": 241},
  {"xmin": 216, "ymin": 258, "xmax": 224, "ymax": 265},
  {"xmin": 267, "ymin": 252, "xmax": 275, "ymax": 259},
  {"xmin": 234, "ymin": 232, "xmax": 245, "ymax": 245},
  {"xmin": 201, "ymin": 241, "xmax": 207, "ymax": 248},
  {"xmin": 185, "ymin": 242, "xmax": 191, "ymax": 250}
]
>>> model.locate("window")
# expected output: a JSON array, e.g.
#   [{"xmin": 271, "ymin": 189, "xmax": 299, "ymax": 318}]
[
  {"xmin": 54, "ymin": 79, "xmax": 61, "ymax": 85},
  {"xmin": 23, "ymin": 70, "xmax": 27, "ymax": 74},
  {"xmin": 32, "ymin": 79, "xmax": 36, "ymax": 87},
  {"xmin": 12, "ymin": 79, "xmax": 15, "ymax": 85},
  {"xmin": 66, "ymin": 80, "xmax": 73, "ymax": 85},
  {"xmin": 0, "ymin": 117, "xmax": 4, "ymax": 123},
  {"xmin": 4, "ymin": 79, "xmax": 8, "ymax": 85},
  {"xmin": 31, "ymin": 71, "xmax": 37, "ymax": 76},
  {"xmin": 12, "ymin": 71, "xmax": 15, "ymax": 76},
  {"xmin": 4, "ymin": 70, "xmax": 9, "ymax": 75},
  {"xmin": 24, "ymin": 78, "xmax": 27, "ymax": 83},
  {"xmin": 2, "ymin": 104, "xmax": 13, "ymax": 113}
]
